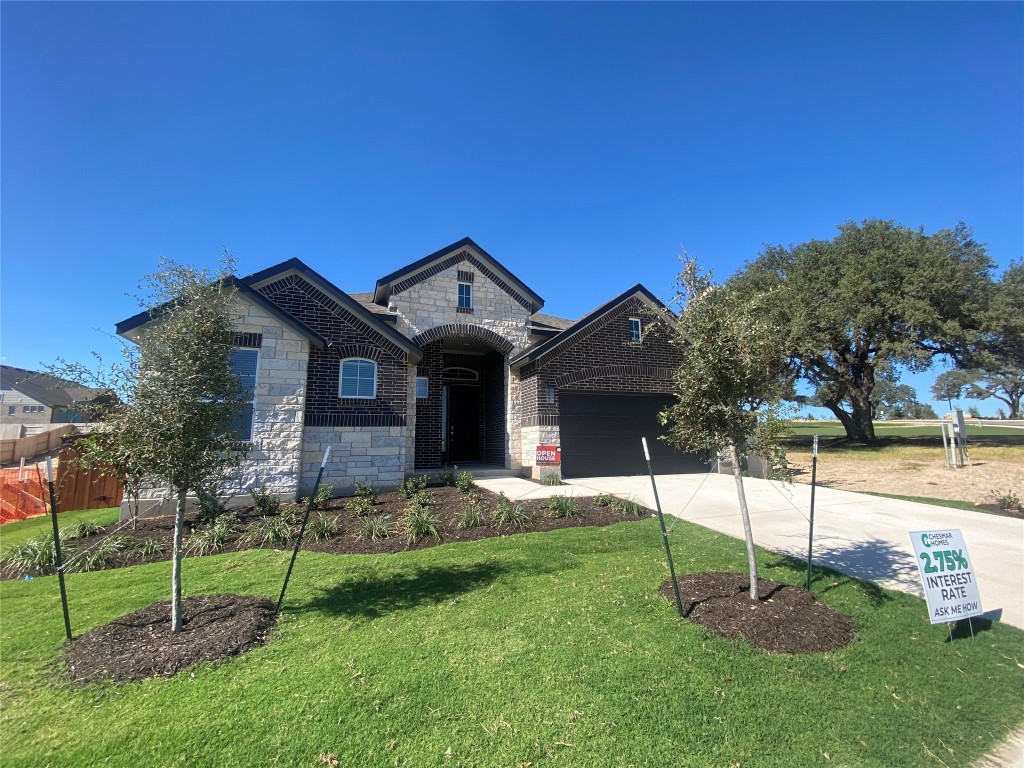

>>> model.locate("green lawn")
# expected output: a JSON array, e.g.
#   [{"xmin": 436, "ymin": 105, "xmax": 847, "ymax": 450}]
[
  {"xmin": 786, "ymin": 420, "xmax": 1023, "ymax": 439},
  {"xmin": 0, "ymin": 507, "xmax": 120, "ymax": 550},
  {"xmin": 1, "ymin": 519, "xmax": 1022, "ymax": 767}
]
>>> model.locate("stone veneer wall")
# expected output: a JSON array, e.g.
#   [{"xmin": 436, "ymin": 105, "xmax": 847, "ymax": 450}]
[
  {"xmin": 516, "ymin": 296, "xmax": 682, "ymax": 479},
  {"xmin": 300, "ymin": 425, "xmax": 406, "ymax": 497},
  {"xmin": 392, "ymin": 249, "xmax": 531, "ymax": 470},
  {"xmin": 120, "ymin": 295, "xmax": 310, "ymax": 520}
]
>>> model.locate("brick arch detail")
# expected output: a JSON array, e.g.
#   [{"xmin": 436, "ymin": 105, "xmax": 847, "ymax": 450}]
[
  {"xmin": 554, "ymin": 365, "xmax": 676, "ymax": 389},
  {"xmin": 331, "ymin": 344, "xmax": 383, "ymax": 362},
  {"xmin": 412, "ymin": 323, "xmax": 515, "ymax": 355}
]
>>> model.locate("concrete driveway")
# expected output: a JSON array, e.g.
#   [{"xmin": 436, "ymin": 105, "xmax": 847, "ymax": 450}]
[{"xmin": 477, "ymin": 472, "xmax": 1024, "ymax": 630}]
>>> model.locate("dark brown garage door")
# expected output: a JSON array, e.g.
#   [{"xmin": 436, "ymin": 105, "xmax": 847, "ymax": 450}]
[{"xmin": 559, "ymin": 392, "xmax": 710, "ymax": 478}]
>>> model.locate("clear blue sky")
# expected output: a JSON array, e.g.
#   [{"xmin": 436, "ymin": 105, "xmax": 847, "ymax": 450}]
[{"xmin": 2, "ymin": 2, "xmax": 1021, "ymax": 416}]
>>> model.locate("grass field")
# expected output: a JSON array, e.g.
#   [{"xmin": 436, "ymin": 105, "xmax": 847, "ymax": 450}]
[
  {"xmin": 2, "ymin": 518, "xmax": 1022, "ymax": 767},
  {"xmin": 785, "ymin": 420, "xmax": 1023, "ymax": 439},
  {"xmin": 0, "ymin": 507, "xmax": 120, "ymax": 550}
]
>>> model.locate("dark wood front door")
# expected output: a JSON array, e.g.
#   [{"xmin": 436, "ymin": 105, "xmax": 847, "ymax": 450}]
[{"xmin": 446, "ymin": 385, "xmax": 480, "ymax": 462}]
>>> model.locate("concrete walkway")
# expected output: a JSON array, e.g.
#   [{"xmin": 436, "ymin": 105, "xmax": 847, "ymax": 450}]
[
  {"xmin": 476, "ymin": 472, "xmax": 1024, "ymax": 766},
  {"xmin": 478, "ymin": 472, "xmax": 1024, "ymax": 629}
]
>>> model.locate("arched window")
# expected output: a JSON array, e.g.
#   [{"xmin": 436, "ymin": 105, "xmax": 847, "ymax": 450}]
[
  {"xmin": 443, "ymin": 367, "xmax": 479, "ymax": 382},
  {"xmin": 339, "ymin": 358, "xmax": 377, "ymax": 399}
]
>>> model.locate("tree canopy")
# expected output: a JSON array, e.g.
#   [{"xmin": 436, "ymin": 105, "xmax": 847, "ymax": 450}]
[{"xmin": 731, "ymin": 219, "xmax": 994, "ymax": 442}]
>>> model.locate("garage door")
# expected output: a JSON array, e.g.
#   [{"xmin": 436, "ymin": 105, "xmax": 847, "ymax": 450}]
[{"xmin": 559, "ymin": 392, "xmax": 710, "ymax": 478}]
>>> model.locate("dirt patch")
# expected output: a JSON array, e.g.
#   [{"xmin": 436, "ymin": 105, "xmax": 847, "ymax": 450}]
[
  {"xmin": 785, "ymin": 437, "xmax": 1024, "ymax": 511},
  {"xmin": 61, "ymin": 594, "xmax": 277, "ymax": 683},
  {"xmin": 661, "ymin": 572, "xmax": 854, "ymax": 654}
]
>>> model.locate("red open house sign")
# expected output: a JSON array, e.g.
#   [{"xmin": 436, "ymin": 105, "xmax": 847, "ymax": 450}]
[{"xmin": 536, "ymin": 445, "xmax": 561, "ymax": 465}]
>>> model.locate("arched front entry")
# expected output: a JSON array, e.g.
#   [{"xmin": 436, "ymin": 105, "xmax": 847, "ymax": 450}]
[{"xmin": 412, "ymin": 325, "xmax": 513, "ymax": 470}]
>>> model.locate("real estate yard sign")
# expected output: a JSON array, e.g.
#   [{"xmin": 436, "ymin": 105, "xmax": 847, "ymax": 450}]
[{"xmin": 909, "ymin": 529, "xmax": 982, "ymax": 624}]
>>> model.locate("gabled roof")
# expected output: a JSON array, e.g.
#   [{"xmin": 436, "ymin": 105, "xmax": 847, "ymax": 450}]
[
  {"xmin": 115, "ymin": 277, "xmax": 329, "ymax": 350},
  {"xmin": 0, "ymin": 365, "xmax": 105, "ymax": 408},
  {"xmin": 372, "ymin": 237, "xmax": 545, "ymax": 314},
  {"xmin": 510, "ymin": 284, "xmax": 674, "ymax": 369},
  {"xmin": 241, "ymin": 259, "xmax": 422, "ymax": 363}
]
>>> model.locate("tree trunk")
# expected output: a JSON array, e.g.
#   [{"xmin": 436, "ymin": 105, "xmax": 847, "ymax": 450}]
[
  {"xmin": 729, "ymin": 443, "xmax": 760, "ymax": 601},
  {"xmin": 824, "ymin": 395, "xmax": 877, "ymax": 443},
  {"xmin": 171, "ymin": 488, "xmax": 186, "ymax": 633}
]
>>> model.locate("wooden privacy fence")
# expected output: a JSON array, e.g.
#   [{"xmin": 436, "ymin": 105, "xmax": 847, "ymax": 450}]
[
  {"xmin": 54, "ymin": 437, "xmax": 124, "ymax": 514},
  {"xmin": 0, "ymin": 425, "xmax": 74, "ymax": 464},
  {"xmin": 0, "ymin": 438, "xmax": 124, "ymax": 524}
]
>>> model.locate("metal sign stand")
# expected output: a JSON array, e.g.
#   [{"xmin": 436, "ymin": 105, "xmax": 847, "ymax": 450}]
[{"xmin": 642, "ymin": 438, "xmax": 683, "ymax": 616}]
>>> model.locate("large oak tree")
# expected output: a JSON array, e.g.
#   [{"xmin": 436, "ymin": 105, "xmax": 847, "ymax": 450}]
[{"xmin": 732, "ymin": 220, "xmax": 994, "ymax": 443}]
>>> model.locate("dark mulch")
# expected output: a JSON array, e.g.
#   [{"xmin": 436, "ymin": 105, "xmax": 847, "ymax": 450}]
[
  {"xmin": 61, "ymin": 594, "xmax": 277, "ymax": 683},
  {"xmin": 661, "ymin": 572, "xmax": 854, "ymax": 654},
  {"xmin": 2, "ymin": 486, "xmax": 645, "ymax": 580}
]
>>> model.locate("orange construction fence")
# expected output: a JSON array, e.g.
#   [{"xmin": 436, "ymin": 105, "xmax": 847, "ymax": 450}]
[{"xmin": 0, "ymin": 466, "xmax": 50, "ymax": 524}]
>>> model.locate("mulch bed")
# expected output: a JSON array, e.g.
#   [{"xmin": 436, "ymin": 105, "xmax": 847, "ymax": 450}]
[
  {"xmin": 661, "ymin": 572, "xmax": 854, "ymax": 654},
  {"xmin": 2, "ymin": 486, "xmax": 643, "ymax": 581},
  {"xmin": 61, "ymin": 594, "xmax": 277, "ymax": 683}
]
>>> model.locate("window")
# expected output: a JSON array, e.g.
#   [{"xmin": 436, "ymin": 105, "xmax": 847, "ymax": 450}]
[
  {"xmin": 340, "ymin": 358, "xmax": 376, "ymax": 399},
  {"xmin": 416, "ymin": 376, "xmax": 429, "ymax": 398},
  {"xmin": 443, "ymin": 367, "xmax": 479, "ymax": 382},
  {"xmin": 7, "ymin": 406, "xmax": 14, "ymax": 416},
  {"xmin": 546, "ymin": 386, "xmax": 556, "ymax": 404},
  {"xmin": 629, "ymin": 317, "xmax": 642, "ymax": 342},
  {"xmin": 457, "ymin": 282, "xmax": 473, "ymax": 310},
  {"xmin": 229, "ymin": 348, "xmax": 258, "ymax": 441}
]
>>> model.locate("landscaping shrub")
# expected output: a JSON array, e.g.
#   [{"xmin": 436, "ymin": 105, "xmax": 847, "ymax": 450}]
[
  {"xmin": 401, "ymin": 500, "xmax": 441, "ymax": 544},
  {"xmin": 544, "ymin": 473, "xmax": 562, "ymax": 486},
  {"xmin": 61, "ymin": 520, "xmax": 103, "ymax": 540},
  {"xmin": 455, "ymin": 471, "xmax": 477, "ymax": 494},
  {"xmin": 185, "ymin": 513, "xmax": 240, "ymax": 556},
  {"xmin": 354, "ymin": 481, "xmax": 377, "ymax": 502},
  {"xmin": 195, "ymin": 485, "xmax": 234, "ymax": 524},
  {"xmin": 2, "ymin": 534, "xmax": 59, "ymax": 577},
  {"xmin": 593, "ymin": 493, "xmax": 618, "ymax": 507},
  {"xmin": 492, "ymin": 492, "xmax": 530, "ymax": 530},
  {"xmin": 135, "ymin": 538, "xmax": 165, "ymax": 557},
  {"xmin": 397, "ymin": 475, "xmax": 429, "ymax": 499},
  {"xmin": 995, "ymin": 490, "xmax": 1022, "ymax": 513},
  {"xmin": 457, "ymin": 492, "xmax": 486, "ymax": 530},
  {"xmin": 347, "ymin": 496, "xmax": 376, "ymax": 517},
  {"xmin": 308, "ymin": 512, "xmax": 340, "ymax": 541},
  {"xmin": 544, "ymin": 495, "xmax": 580, "ymax": 518},
  {"xmin": 72, "ymin": 536, "xmax": 129, "ymax": 573},
  {"xmin": 250, "ymin": 483, "xmax": 281, "ymax": 516},
  {"xmin": 355, "ymin": 514, "xmax": 392, "ymax": 542},
  {"xmin": 302, "ymin": 483, "xmax": 334, "ymax": 511},
  {"xmin": 239, "ymin": 515, "xmax": 294, "ymax": 548},
  {"xmin": 438, "ymin": 465, "xmax": 457, "ymax": 487}
]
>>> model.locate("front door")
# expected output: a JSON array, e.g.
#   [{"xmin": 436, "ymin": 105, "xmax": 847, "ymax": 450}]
[{"xmin": 446, "ymin": 385, "xmax": 480, "ymax": 462}]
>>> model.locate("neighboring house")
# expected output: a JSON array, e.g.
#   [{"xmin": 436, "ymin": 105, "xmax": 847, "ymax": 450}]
[
  {"xmin": 0, "ymin": 366, "xmax": 107, "ymax": 426},
  {"xmin": 116, "ymin": 237, "xmax": 707, "ymax": 508}
]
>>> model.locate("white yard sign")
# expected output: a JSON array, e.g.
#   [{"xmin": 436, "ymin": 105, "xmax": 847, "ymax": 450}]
[{"xmin": 909, "ymin": 529, "xmax": 983, "ymax": 624}]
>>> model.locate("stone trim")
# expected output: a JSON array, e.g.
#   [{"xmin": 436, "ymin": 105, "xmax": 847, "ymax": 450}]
[
  {"xmin": 413, "ymin": 323, "xmax": 515, "ymax": 355},
  {"xmin": 392, "ymin": 251, "xmax": 533, "ymax": 311},
  {"xmin": 555, "ymin": 364, "xmax": 676, "ymax": 388}
]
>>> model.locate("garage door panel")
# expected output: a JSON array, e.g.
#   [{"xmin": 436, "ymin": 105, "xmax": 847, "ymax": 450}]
[{"xmin": 559, "ymin": 392, "xmax": 709, "ymax": 478}]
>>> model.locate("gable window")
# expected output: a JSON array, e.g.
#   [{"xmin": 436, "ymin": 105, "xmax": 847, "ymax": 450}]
[
  {"xmin": 457, "ymin": 282, "xmax": 473, "ymax": 312},
  {"xmin": 629, "ymin": 317, "xmax": 642, "ymax": 343},
  {"xmin": 229, "ymin": 348, "xmax": 258, "ymax": 442},
  {"xmin": 416, "ymin": 376, "xmax": 429, "ymax": 398},
  {"xmin": 340, "ymin": 358, "xmax": 377, "ymax": 399}
]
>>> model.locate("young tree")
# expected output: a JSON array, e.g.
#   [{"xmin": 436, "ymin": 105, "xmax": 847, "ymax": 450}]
[
  {"xmin": 54, "ymin": 256, "xmax": 248, "ymax": 632},
  {"xmin": 660, "ymin": 260, "xmax": 791, "ymax": 601},
  {"xmin": 731, "ymin": 220, "xmax": 994, "ymax": 443}
]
